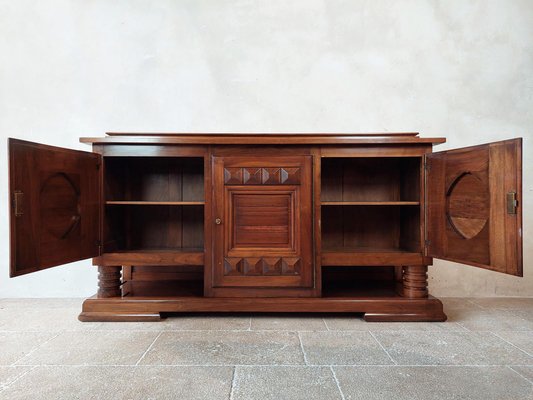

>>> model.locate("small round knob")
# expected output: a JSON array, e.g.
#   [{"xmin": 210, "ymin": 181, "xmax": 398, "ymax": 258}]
[{"xmin": 215, "ymin": 218, "xmax": 222, "ymax": 225}]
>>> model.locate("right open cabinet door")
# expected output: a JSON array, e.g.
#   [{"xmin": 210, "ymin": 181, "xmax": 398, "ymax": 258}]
[{"xmin": 426, "ymin": 138, "xmax": 522, "ymax": 276}]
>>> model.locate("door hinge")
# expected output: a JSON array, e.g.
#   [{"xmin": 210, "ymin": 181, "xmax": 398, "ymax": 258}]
[
  {"xmin": 507, "ymin": 191, "xmax": 518, "ymax": 214},
  {"xmin": 425, "ymin": 239, "xmax": 431, "ymax": 247}
]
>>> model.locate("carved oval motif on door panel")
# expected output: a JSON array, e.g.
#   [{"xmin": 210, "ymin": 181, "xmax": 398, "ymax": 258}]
[
  {"xmin": 446, "ymin": 172, "xmax": 489, "ymax": 240},
  {"xmin": 40, "ymin": 173, "xmax": 81, "ymax": 239}
]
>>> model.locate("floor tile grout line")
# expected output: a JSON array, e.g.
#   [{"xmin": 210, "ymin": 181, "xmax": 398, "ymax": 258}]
[
  {"xmin": 330, "ymin": 366, "xmax": 347, "ymax": 400},
  {"xmin": 466, "ymin": 298, "xmax": 485, "ymax": 309},
  {"xmin": 228, "ymin": 366, "xmax": 237, "ymax": 400},
  {"xmin": 10, "ymin": 331, "xmax": 63, "ymax": 366},
  {"xmin": 369, "ymin": 331, "xmax": 397, "ymax": 365},
  {"xmin": 135, "ymin": 331, "xmax": 163, "ymax": 366},
  {"xmin": 248, "ymin": 317, "xmax": 252, "ymax": 331},
  {"xmin": 1, "ymin": 365, "xmax": 38, "ymax": 391},
  {"xmin": 507, "ymin": 365, "xmax": 533, "ymax": 385},
  {"xmin": 297, "ymin": 332, "xmax": 310, "ymax": 365},
  {"xmin": 490, "ymin": 331, "xmax": 533, "ymax": 358},
  {"xmin": 454, "ymin": 320, "xmax": 472, "ymax": 332}
]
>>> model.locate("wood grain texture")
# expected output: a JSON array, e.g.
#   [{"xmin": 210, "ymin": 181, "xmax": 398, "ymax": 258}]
[
  {"xmin": 321, "ymin": 251, "xmax": 428, "ymax": 266},
  {"xmin": 9, "ymin": 139, "xmax": 101, "ymax": 277},
  {"xmin": 97, "ymin": 266, "xmax": 122, "ymax": 298},
  {"xmin": 211, "ymin": 155, "xmax": 314, "ymax": 295},
  {"xmin": 94, "ymin": 250, "xmax": 204, "ymax": 266},
  {"xmin": 9, "ymin": 134, "xmax": 522, "ymax": 324},
  {"xmin": 402, "ymin": 265, "xmax": 429, "ymax": 298},
  {"xmin": 80, "ymin": 133, "xmax": 446, "ymax": 145},
  {"xmin": 427, "ymin": 138, "xmax": 522, "ymax": 276},
  {"xmin": 79, "ymin": 295, "xmax": 446, "ymax": 322}
]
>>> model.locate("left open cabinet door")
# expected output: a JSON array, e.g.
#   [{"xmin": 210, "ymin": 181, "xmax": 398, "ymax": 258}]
[
  {"xmin": 9, "ymin": 139, "xmax": 102, "ymax": 277},
  {"xmin": 426, "ymin": 138, "xmax": 522, "ymax": 276}
]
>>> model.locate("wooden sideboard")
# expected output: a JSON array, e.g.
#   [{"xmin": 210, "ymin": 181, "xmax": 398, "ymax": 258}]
[{"xmin": 8, "ymin": 133, "xmax": 523, "ymax": 322}]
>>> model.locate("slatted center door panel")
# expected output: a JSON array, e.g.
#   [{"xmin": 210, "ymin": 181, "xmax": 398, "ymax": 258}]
[{"xmin": 212, "ymin": 156, "xmax": 314, "ymax": 294}]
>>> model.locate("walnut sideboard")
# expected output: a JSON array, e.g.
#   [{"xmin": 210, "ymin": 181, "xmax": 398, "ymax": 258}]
[{"xmin": 8, "ymin": 133, "xmax": 523, "ymax": 322}]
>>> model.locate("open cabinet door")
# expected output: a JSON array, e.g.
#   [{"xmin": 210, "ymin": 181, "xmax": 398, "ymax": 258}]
[
  {"xmin": 426, "ymin": 138, "xmax": 522, "ymax": 276},
  {"xmin": 9, "ymin": 139, "xmax": 101, "ymax": 277}
]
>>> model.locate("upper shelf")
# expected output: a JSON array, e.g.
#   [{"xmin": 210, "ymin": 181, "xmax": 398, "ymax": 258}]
[{"xmin": 80, "ymin": 133, "xmax": 446, "ymax": 146}]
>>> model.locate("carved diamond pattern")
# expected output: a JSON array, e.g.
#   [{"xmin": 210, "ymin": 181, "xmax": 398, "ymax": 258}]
[
  {"xmin": 243, "ymin": 168, "xmax": 262, "ymax": 184},
  {"xmin": 223, "ymin": 257, "xmax": 301, "ymax": 276},
  {"xmin": 242, "ymin": 257, "xmax": 263, "ymax": 275},
  {"xmin": 281, "ymin": 257, "xmax": 301, "ymax": 275},
  {"xmin": 224, "ymin": 258, "xmax": 243, "ymax": 276},
  {"xmin": 261, "ymin": 168, "xmax": 281, "ymax": 184},
  {"xmin": 224, "ymin": 168, "xmax": 243, "ymax": 184},
  {"xmin": 224, "ymin": 167, "xmax": 301, "ymax": 185},
  {"xmin": 280, "ymin": 168, "xmax": 300, "ymax": 184},
  {"xmin": 261, "ymin": 257, "xmax": 282, "ymax": 275}
]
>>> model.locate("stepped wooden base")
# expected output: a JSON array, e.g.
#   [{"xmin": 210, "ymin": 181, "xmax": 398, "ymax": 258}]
[
  {"xmin": 79, "ymin": 295, "xmax": 446, "ymax": 322},
  {"xmin": 78, "ymin": 312, "xmax": 162, "ymax": 322}
]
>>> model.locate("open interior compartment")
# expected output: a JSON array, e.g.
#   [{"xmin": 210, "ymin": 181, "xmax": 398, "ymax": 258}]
[
  {"xmin": 320, "ymin": 157, "xmax": 422, "ymax": 258},
  {"xmin": 321, "ymin": 205, "xmax": 421, "ymax": 252},
  {"xmin": 104, "ymin": 205, "xmax": 204, "ymax": 252},
  {"xmin": 321, "ymin": 157, "xmax": 421, "ymax": 203},
  {"xmin": 102, "ymin": 156, "xmax": 205, "ymax": 253},
  {"xmin": 322, "ymin": 266, "xmax": 399, "ymax": 297},
  {"xmin": 104, "ymin": 157, "xmax": 204, "ymax": 203}
]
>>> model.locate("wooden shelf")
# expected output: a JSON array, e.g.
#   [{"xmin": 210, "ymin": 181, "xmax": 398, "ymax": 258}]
[
  {"xmin": 105, "ymin": 201, "xmax": 204, "ymax": 206},
  {"xmin": 321, "ymin": 201, "xmax": 419, "ymax": 206},
  {"xmin": 95, "ymin": 249, "xmax": 205, "ymax": 266},
  {"xmin": 321, "ymin": 248, "xmax": 426, "ymax": 266}
]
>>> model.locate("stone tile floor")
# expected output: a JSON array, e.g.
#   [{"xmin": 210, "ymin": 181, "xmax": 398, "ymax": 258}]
[{"xmin": 0, "ymin": 298, "xmax": 531, "ymax": 399}]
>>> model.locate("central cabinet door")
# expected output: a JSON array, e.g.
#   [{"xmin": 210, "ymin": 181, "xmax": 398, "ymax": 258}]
[{"xmin": 211, "ymin": 155, "xmax": 314, "ymax": 296}]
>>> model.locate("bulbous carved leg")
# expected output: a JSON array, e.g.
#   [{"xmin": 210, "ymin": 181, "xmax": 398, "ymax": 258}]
[
  {"xmin": 97, "ymin": 266, "xmax": 122, "ymax": 298},
  {"xmin": 402, "ymin": 265, "xmax": 428, "ymax": 298}
]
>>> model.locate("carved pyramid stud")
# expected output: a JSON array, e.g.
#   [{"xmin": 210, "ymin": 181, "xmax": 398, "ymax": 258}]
[
  {"xmin": 224, "ymin": 168, "xmax": 243, "ymax": 184},
  {"xmin": 242, "ymin": 257, "xmax": 263, "ymax": 275},
  {"xmin": 262, "ymin": 257, "xmax": 282, "ymax": 275},
  {"xmin": 280, "ymin": 168, "xmax": 300, "ymax": 184},
  {"xmin": 262, "ymin": 168, "xmax": 281, "ymax": 184},
  {"xmin": 224, "ymin": 258, "xmax": 243, "ymax": 276},
  {"xmin": 281, "ymin": 257, "xmax": 301, "ymax": 275},
  {"xmin": 243, "ymin": 168, "xmax": 262, "ymax": 184}
]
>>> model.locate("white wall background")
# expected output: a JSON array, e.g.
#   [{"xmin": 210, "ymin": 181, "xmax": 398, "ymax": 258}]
[{"xmin": 0, "ymin": 0, "xmax": 531, "ymax": 297}]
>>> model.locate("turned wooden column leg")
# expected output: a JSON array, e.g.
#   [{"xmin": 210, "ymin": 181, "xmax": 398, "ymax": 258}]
[
  {"xmin": 402, "ymin": 265, "xmax": 428, "ymax": 298},
  {"xmin": 97, "ymin": 266, "xmax": 122, "ymax": 298}
]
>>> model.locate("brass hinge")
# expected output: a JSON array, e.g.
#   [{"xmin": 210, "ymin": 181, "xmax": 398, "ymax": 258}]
[
  {"xmin": 13, "ymin": 190, "xmax": 24, "ymax": 217},
  {"xmin": 507, "ymin": 191, "xmax": 518, "ymax": 214}
]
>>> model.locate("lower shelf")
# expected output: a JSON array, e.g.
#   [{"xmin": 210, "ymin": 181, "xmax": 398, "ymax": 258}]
[
  {"xmin": 94, "ymin": 249, "xmax": 204, "ymax": 266},
  {"xmin": 321, "ymin": 248, "xmax": 428, "ymax": 266}
]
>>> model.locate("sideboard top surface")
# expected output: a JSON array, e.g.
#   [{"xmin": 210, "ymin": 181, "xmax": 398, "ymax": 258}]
[{"xmin": 79, "ymin": 132, "xmax": 446, "ymax": 145}]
